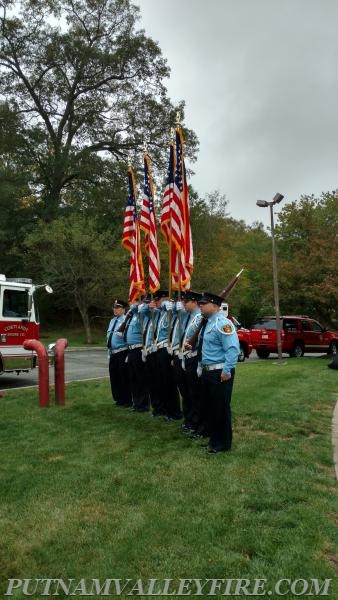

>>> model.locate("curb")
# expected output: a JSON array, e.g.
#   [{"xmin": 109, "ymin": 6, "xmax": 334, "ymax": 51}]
[{"xmin": 65, "ymin": 346, "xmax": 106, "ymax": 352}]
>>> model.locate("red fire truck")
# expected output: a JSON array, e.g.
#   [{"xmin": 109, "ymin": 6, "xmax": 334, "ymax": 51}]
[{"xmin": 0, "ymin": 275, "xmax": 52, "ymax": 375}]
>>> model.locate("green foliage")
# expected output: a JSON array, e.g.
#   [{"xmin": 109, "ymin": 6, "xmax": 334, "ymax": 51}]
[
  {"xmin": 23, "ymin": 214, "xmax": 128, "ymax": 341},
  {"xmin": 276, "ymin": 192, "xmax": 338, "ymax": 326},
  {"xmin": 0, "ymin": 359, "xmax": 337, "ymax": 598},
  {"xmin": 1, "ymin": 1, "xmax": 336, "ymax": 330},
  {"xmin": 0, "ymin": 0, "xmax": 198, "ymax": 220}
]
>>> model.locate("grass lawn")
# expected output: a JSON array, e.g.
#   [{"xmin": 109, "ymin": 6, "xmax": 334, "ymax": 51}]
[
  {"xmin": 0, "ymin": 358, "xmax": 337, "ymax": 598},
  {"xmin": 40, "ymin": 322, "xmax": 107, "ymax": 348}
]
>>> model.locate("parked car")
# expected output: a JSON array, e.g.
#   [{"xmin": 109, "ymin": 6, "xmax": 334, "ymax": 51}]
[
  {"xmin": 250, "ymin": 315, "xmax": 338, "ymax": 358},
  {"xmin": 229, "ymin": 315, "xmax": 253, "ymax": 362}
]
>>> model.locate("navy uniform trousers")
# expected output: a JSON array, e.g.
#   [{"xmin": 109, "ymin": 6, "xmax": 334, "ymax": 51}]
[
  {"xmin": 109, "ymin": 349, "xmax": 131, "ymax": 406},
  {"xmin": 156, "ymin": 348, "xmax": 182, "ymax": 420},
  {"xmin": 127, "ymin": 348, "xmax": 150, "ymax": 412},
  {"xmin": 185, "ymin": 355, "xmax": 209, "ymax": 436},
  {"xmin": 145, "ymin": 351, "xmax": 166, "ymax": 417},
  {"xmin": 201, "ymin": 367, "xmax": 235, "ymax": 451}
]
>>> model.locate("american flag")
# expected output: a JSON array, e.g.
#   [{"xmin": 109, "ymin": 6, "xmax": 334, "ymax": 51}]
[
  {"xmin": 140, "ymin": 154, "xmax": 161, "ymax": 293},
  {"xmin": 161, "ymin": 141, "xmax": 180, "ymax": 289},
  {"xmin": 122, "ymin": 167, "xmax": 145, "ymax": 303},
  {"xmin": 172, "ymin": 128, "xmax": 193, "ymax": 289},
  {"xmin": 160, "ymin": 141, "xmax": 175, "ymax": 247}
]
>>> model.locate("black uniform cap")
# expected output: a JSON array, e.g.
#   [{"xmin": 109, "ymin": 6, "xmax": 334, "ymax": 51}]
[
  {"xmin": 113, "ymin": 299, "xmax": 128, "ymax": 308},
  {"xmin": 184, "ymin": 290, "xmax": 203, "ymax": 302},
  {"xmin": 153, "ymin": 289, "xmax": 169, "ymax": 300},
  {"xmin": 199, "ymin": 292, "xmax": 224, "ymax": 307},
  {"xmin": 172, "ymin": 290, "xmax": 186, "ymax": 301}
]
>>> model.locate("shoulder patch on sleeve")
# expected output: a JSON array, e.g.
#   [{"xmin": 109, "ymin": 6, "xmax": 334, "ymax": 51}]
[{"xmin": 216, "ymin": 317, "xmax": 236, "ymax": 335}]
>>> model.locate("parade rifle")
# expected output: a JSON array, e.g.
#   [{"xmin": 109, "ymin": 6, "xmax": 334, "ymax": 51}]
[
  {"xmin": 218, "ymin": 268, "xmax": 244, "ymax": 298},
  {"xmin": 185, "ymin": 268, "xmax": 244, "ymax": 351},
  {"xmin": 116, "ymin": 309, "xmax": 134, "ymax": 335}
]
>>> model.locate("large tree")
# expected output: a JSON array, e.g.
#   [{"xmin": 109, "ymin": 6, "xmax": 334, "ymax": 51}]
[
  {"xmin": 0, "ymin": 0, "xmax": 198, "ymax": 221},
  {"xmin": 275, "ymin": 192, "xmax": 338, "ymax": 326}
]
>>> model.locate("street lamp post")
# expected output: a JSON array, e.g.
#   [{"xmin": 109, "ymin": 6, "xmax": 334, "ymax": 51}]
[{"xmin": 256, "ymin": 193, "xmax": 284, "ymax": 363}]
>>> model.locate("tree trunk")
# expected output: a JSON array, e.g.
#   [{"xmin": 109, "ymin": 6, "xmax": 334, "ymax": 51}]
[{"xmin": 78, "ymin": 306, "xmax": 92, "ymax": 344}]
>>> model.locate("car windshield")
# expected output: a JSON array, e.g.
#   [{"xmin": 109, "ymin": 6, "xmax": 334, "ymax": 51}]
[{"xmin": 251, "ymin": 319, "xmax": 277, "ymax": 330}]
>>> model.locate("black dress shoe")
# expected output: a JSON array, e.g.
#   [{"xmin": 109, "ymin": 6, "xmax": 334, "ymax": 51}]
[{"xmin": 207, "ymin": 448, "xmax": 225, "ymax": 454}]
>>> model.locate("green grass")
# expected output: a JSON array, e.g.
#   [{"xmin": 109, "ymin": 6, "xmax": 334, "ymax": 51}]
[{"xmin": 0, "ymin": 359, "xmax": 337, "ymax": 599}]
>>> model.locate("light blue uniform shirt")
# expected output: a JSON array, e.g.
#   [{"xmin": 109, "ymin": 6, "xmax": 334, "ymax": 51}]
[
  {"xmin": 106, "ymin": 314, "xmax": 128, "ymax": 351},
  {"xmin": 200, "ymin": 312, "xmax": 240, "ymax": 376},
  {"xmin": 139, "ymin": 305, "xmax": 160, "ymax": 350},
  {"xmin": 125, "ymin": 304, "xmax": 144, "ymax": 346},
  {"xmin": 171, "ymin": 309, "xmax": 190, "ymax": 351},
  {"xmin": 157, "ymin": 306, "xmax": 173, "ymax": 344}
]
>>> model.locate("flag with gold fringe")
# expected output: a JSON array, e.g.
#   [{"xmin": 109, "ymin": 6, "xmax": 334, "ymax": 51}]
[
  {"xmin": 122, "ymin": 166, "xmax": 145, "ymax": 303},
  {"xmin": 140, "ymin": 154, "xmax": 161, "ymax": 293}
]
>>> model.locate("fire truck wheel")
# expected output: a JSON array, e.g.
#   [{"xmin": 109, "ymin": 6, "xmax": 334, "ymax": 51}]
[{"xmin": 290, "ymin": 341, "xmax": 304, "ymax": 358}]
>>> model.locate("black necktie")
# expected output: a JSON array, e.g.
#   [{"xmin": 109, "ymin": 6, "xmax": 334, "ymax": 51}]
[{"xmin": 197, "ymin": 318, "xmax": 208, "ymax": 361}]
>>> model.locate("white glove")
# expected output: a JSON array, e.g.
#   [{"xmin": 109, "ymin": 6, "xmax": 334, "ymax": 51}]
[
  {"xmin": 137, "ymin": 303, "xmax": 145, "ymax": 312},
  {"xmin": 176, "ymin": 300, "xmax": 184, "ymax": 311},
  {"xmin": 163, "ymin": 300, "xmax": 174, "ymax": 311}
]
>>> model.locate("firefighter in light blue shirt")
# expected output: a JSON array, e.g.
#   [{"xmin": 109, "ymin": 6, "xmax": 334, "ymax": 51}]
[
  {"xmin": 197, "ymin": 291, "xmax": 240, "ymax": 454},
  {"xmin": 144, "ymin": 290, "xmax": 181, "ymax": 420},
  {"xmin": 139, "ymin": 294, "xmax": 164, "ymax": 417},
  {"xmin": 125, "ymin": 298, "xmax": 150, "ymax": 412},
  {"xmin": 106, "ymin": 299, "xmax": 131, "ymax": 407}
]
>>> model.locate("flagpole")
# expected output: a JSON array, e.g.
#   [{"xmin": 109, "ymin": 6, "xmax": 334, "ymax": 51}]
[
  {"xmin": 167, "ymin": 127, "xmax": 175, "ymax": 346},
  {"xmin": 143, "ymin": 142, "xmax": 156, "ymax": 347},
  {"xmin": 175, "ymin": 111, "xmax": 183, "ymax": 354}
]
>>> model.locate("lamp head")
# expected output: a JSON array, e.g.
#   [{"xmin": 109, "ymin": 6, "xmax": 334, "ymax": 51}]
[
  {"xmin": 256, "ymin": 200, "xmax": 269, "ymax": 208},
  {"xmin": 273, "ymin": 193, "xmax": 284, "ymax": 204}
]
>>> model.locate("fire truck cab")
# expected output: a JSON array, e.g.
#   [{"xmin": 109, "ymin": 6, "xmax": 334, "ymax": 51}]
[{"xmin": 0, "ymin": 275, "xmax": 52, "ymax": 375}]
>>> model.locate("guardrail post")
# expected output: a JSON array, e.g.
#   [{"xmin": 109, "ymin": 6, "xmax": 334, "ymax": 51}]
[
  {"xmin": 23, "ymin": 339, "xmax": 50, "ymax": 407},
  {"xmin": 54, "ymin": 338, "xmax": 68, "ymax": 405}
]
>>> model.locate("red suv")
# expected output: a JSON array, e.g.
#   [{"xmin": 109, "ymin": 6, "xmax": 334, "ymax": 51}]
[
  {"xmin": 250, "ymin": 316, "xmax": 338, "ymax": 358},
  {"xmin": 229, "ymin": 315, "xmax": 253, "ymax": 362}
]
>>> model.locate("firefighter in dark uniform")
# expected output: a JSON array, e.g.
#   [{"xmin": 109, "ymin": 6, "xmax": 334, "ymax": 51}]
[
  {"xmin": 172, "ymin": 291, "xmax": 203, "ymax": 433},
  {"xmin": 144, "ymin": 290, "xmax": 181, "ymax": 420},
  {"xmin": 171, "ymin": 292, "xmax": 190, "ymax": 424},
  {"xmin": 106, "ymin": 299, "xmax": 131, "ymax": 407},
  {"xmin": 125, "ymin": 298, "xmax": 150, "ymax": 412},
  {"xmin": 197, "ymin": 291, "xmax": 240, "ymax": 453},
  {"xmin": 140, "ymin": 293, "xmax": 166, "ymax": 417}
]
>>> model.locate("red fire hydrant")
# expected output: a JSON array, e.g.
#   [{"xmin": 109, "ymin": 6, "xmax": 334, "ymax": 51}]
[
  {"xmin": 23, "ymin": 339, "xmax": 50, "ymax": 407},
  {"xmin": 54, "ymin": 338, "xmax": 68, "ymax": 405}
]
